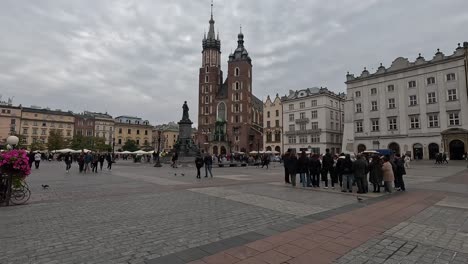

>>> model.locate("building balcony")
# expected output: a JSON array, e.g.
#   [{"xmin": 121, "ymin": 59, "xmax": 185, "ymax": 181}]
[
  {"xmin": 284, "ymin": 128, "xmax": 322, "ymax": 135},
  {"xmin": 295, "ymin": 118, "xmax": 310, "ymax": 124}
]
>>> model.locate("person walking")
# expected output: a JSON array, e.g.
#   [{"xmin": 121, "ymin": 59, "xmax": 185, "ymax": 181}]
[
  {"xmin": 282, "ymin": 151, "xmax": 291, "ymax": 184},
  {"xmin": 92, "ymin": 153, "xmax": 99, "ymax": 173},
  {"xmin": 34, "ymin": 151, "xmax": 42, "ymax": 169},
  {"xmin": 321, "ymin": 149, "xmax": 334, "ymax": 189},
  {"xmin": 309, "ymin": 154, "xmax": 321, "ymax": 187},
  {"xmin": 369, "ymin": 155, "xmax": 383, "ymax": 193},
  {"xmin": 78, "ymin": 153, "xmax": 85, "ymax": 173},
  {"xmin": 84, "ymin": 152, "xmax": 93, "ymax": 173},
  {"xmin": 287, "ymin": 151, "xmax": 298, "ymax": 187},
  {"xmin": 28, "ymin": 151, "xmax": 35, "ymax": 168},
  {"xmin": 352, "ymin": 154, "xmax": 368, "ymax": 194},
  {"xmin": 171, "ymin": 152, "xmax": 179, "ymax": 168},
  {"xmin": 340, "ymin": 154, "xmax": 354, "ymax": 193},
  {"xmin": 394, "ymin": 154, "xmax": 406, "ymax": 191},
  {"xmin": 195, "ymin": 154, "xmax": 204, "ymax": 179},
  {"xmin": 64, "ymin": 152, "xmax": 72, "ymax": 173},
  {"xmin": 204, "ymin": 152, "xmax": 213, "ymax": 178},
  {"xmin": 297, "ymin": 151, "xmax": 309, "ymax": 187},
  {"xmin": 99, "ymin": 154, "xmax": 105, "ymax": 171},
  {"xmin": 106, "ymin": 153, "xmax": 113, "ymax": 171},
  {"xmin": 382, "ymin": 155, "xmax": 395, "ymax": 193}
]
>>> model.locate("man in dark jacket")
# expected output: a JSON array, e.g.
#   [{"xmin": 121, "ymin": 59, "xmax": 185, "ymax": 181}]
[
  {"xmin": 204, "ymin": 152, "xmax": 213, "ymax": 178},
  {"xmin": 394, "ymin": 154, "xmax": 406, "ymax": 191},
  {"xmin": 195, "ymin": 154, "xmax": 204, "ymax": 179},
  {"xmin": 282, "ymin": 151, "xmax": 291, "ymax": 184},
  {"xmin": 309, "ymin": 154, "xmax": 322, "ymax": 187},
  {"xmin": 352, "ymin": 154, "xmax": 368, "ymax": 194},
  {"xmin": 321, "ymin": 149, "xmax": 334, "ymax": 188}
]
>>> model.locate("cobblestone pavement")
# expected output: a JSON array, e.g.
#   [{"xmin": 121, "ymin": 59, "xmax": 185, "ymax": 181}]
[{"xmin": 1, "ymin": 160, "xmax": 467, "ymax": 264}]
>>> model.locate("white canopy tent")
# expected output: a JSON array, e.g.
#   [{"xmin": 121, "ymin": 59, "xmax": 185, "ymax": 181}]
[
  {"xmin": 71, "ymin": 149, "xmax": 92, "ymax": 153},
  {"xmin": 55, "ymin": 148, "xmax": 76, "ymax": 153},
  {"xmin": 132, "ymin": 150, "xmax": 148, "ymax": 155}
]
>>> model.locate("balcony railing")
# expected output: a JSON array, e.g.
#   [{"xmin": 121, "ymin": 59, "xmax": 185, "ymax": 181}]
[
  {"xmin": 295, "ymin": 118, "xmax": 310, "ymax": 124},
  {"xmin": 284, "ymin": 128, "xmax": 322, "ymax": 135}
]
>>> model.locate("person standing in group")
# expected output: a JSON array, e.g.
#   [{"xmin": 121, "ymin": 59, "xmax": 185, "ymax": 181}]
[
  {"xmin": 369, "ymin": 155, "xmax": 383, "ymax": 193},
  {"xmin": 99, "ymin": 154, "xmax": 105, "ymax": 171},
  {"xmin": 382, "ymin": 155, "xmax": 395, "ymax": 193},
  {"xmin": 297, "ymin": 150, "xmax": 309, "ymax": 187},
  {"xmin": 340, "ymin": 154, "xmax": 354, "ymax": 193},
  {"xmin": 404, "ymin": 154, "xmax": 411, "ymax": 169},
  {"xmin": 335, "ymin": 153, "xmax": 345, "ymax": 188},
  {"xmin": 204, "ymin": 152, "xmax": 213, "ymax": 178},
  {"xmin": 321, "ymin": 149, "xmax": 334, "ymax": 189},
  {"xmin": 287, "ymin": 150, "xmax": 298, "ymax": 187},
  {"xmin": 78, "ymin": 153, "xmax": 85, "ymax": 173},
  {"xmin": 309, "ymin": 154, "xmax": 322, "ymax": 188},
  {"xmin": 106, "ymin": 152, "xmax": 113, "ymax": 171},
  {"xmin": 195, "ymin": 154, "xmax": 204, "ymax": 179},
  {"xmin": 394, "ymin": 154, "xmax": 406, "ymax": 191},
  {"xmin": 282, "ymin": 151, "xmax": 291, "ymax": 184},
  {"xmin": 64, "ymin": 152, "xmax": 72, "ymax": 173},
  {"xmin": 34, "ymin": 151, "xmax": 42, "ymax": 169},
  {"xmin": 352, "ymin": 154, "xmax": 368, "ymax": 194}
]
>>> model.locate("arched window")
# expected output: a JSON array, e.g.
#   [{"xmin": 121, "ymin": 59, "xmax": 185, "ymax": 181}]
[
  {"xmin": 205, "ymin": 75, "xmax": 209, "ymax": 83},
  {"xmin": 217, "ymin": 102, "xmax": 226, "ymax": 121},
  {"xmin": 235, "ymin": 67, "xmax": 240, "ymax": 76},
  {"xmin": 235, "ymin": 82, "xmax": 240, "ymax": 90},
  {"xmin": 235, "ymin": 93, "xmax": 240, "ymax": 101},
  {"xmin": 206, "ymin": 66, "xmax": 209, "ymax": 73},
  {"xmin": 234, "ymin": 104, "xmax": 239, "ymax": 113},
  {"xmin": 205, "ymin": 96, "xmax": 209, "ymax": 104}
]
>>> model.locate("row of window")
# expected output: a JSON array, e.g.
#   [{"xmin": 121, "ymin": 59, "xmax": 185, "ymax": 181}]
[
  {"xmin": 22, "ymin": 121, "xmax": 73, "ymax": 128},
  {"xmin": 22, "ymin": 128, "xmax": 72, "ymax": 137},
  {"xmin": 355, "ymin": 73, "xmax": 457, "ymax": 98},
  {"xmin": 1, "ymin": 109, "xmax": 12, "ymax": 114},
  {"xmin": 117, "ymin": 119, "xmax": 149, "ymax": 125},
  {"xmin": 266, "ymin": 120, "xmax": 280, "ymax": 127},
  {"xmin": 356, "ymin": 112, "xmax": 460, "ymax": 132},
  {"xmin": 265, "ymin": 132, "xmax": 281, "ymax": 143},
  {"xmin": 288, "ymin": 134, "xmax": 321, "ymax": 144},
  {"xmin": 117, "ymin": 128, "xmax": 149, "ymax": 135},
  {"xmin": 289, "ymin": 111, "xmax": 318, "ymax": 121},
  {"xmin": 116, "ymin": 138, "xmax": 149, "ymax": 145},
  {"xmin": 355, "ymin": 89, "xmax": 458, "ymax": 112},
  {"xmin": 266, "ymin": 110, "xmax": 280, "ymax": 118}
]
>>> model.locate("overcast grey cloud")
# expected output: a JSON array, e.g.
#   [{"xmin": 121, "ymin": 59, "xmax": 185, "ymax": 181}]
[{"xmin": 1, "ymin": 0, "xmax": 467, "ymax": 125}]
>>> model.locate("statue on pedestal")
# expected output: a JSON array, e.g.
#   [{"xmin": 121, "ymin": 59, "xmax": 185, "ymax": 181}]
[{"xmin": 182, "ymin": 101, "xmax": 190, "ymax": 122}]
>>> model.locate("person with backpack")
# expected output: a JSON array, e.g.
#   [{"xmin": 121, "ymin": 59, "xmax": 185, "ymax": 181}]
[
  {"xmin": 321, "ymin": 149, "xmax": 334, "ymax": 189},
  {"xmin": 308, "ymin": 154, "xmax": 322, "ymax": 188}
]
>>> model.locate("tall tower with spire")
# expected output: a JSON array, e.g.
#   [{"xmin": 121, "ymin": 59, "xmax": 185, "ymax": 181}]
[
  {"xmin": 197, "ymin": 2, "xmax": 263, "ymax": 155},
  {"xmin": 198, "ymin": 1, "xmax": 223, "ymax": 148}
]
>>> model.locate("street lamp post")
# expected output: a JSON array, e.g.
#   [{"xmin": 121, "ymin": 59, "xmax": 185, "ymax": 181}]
[
  {"xmin": 154, "ymin": 130, "xmax": 162, "ymax": 167},
  {"xmin": 4, "ymin": 135, "xmax": 19, "ymax": 206},
  {"xmin": 112, "ymin": 138, "xmax": 115, "ymax": 154}
]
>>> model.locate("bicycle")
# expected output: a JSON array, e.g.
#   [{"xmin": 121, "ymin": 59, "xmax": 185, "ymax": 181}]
[{"xmin": 0, "ymin": 174, "xmax": 31, "ymax": 206}]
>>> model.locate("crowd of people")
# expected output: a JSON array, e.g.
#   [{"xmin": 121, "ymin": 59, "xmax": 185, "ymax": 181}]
[
  {"xmin": 26, "ymin": 151, "xmax": 115, "ymax": 173},
  {"xmin": 282, "ymin": 148, "xmax": 407, "ymax": 194}
]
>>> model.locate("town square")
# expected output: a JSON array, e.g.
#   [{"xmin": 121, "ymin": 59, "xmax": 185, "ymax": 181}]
[{"xmin": 1, "ymin": 0, "xmax": 468, "ymax": 263}]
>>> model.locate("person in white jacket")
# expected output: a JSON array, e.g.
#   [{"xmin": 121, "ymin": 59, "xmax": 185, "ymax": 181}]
[
  {"xmin": 404, "ymin": 155, "xmax": 411, "ymax": 169},
  {"xmin": 34, "ymin": 152, "xmax": 42, "ymax": 169}
]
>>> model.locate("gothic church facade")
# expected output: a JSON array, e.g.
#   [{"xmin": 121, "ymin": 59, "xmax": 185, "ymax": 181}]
[{"xmin": 197, "ymin": 5, "xmax": 263, "ymax": 155}]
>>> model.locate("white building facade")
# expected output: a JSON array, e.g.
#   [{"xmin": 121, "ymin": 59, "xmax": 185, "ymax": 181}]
[
  {"xmin": 263, "ymin": 94, "xmax": 282, "ymax": 153},
  {"xmin": 342, "ymin": 42, "xmax": 468, "ymax": 160},
  {"xmin": 282, "ymin": 87, "xmax": 345, "ymax": 154}
]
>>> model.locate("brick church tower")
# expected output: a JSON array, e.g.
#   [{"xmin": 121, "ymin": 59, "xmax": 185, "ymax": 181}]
[{"xmin": 198, "ymin": 3, "xmax": 263, "ymax": 155}]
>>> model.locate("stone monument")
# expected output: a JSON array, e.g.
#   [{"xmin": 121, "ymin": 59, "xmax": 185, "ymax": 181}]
[{"xmin": 172, "ymin": 101, "xmax": 200, "ymax": 165}]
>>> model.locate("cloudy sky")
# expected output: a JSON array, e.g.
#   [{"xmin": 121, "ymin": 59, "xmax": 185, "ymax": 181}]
[{"xmin": 1, "ymin": 0, "xmax": 467, "ymax": 126}]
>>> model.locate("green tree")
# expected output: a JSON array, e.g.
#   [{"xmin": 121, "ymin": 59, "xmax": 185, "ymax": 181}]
[
  {"xmin": 47, "ymin": 129, "xmax": 65, "ymax": 151},
  {"xmin": 70, "ymin": 135, "xmax": 93, "ymax": 150},
  {"xmin": 122, "ymin": 139, "xmax": 139, "ymax": 152},
  {"xmin": 29, "ymin": 141, "xmax": 45, "ymax": 151},
  {"xmin": 94, "ymin": 137, "xmax": 111, "ymax": 152}
]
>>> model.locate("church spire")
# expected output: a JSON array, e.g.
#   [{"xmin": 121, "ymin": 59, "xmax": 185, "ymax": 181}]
[
  {"xmin": 207, "ymin": 0, "xmax": 215, "ymax": 40},
  {"xmin": 202, "ymin": 0, "xmax": 221, "ymax": 51}
]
